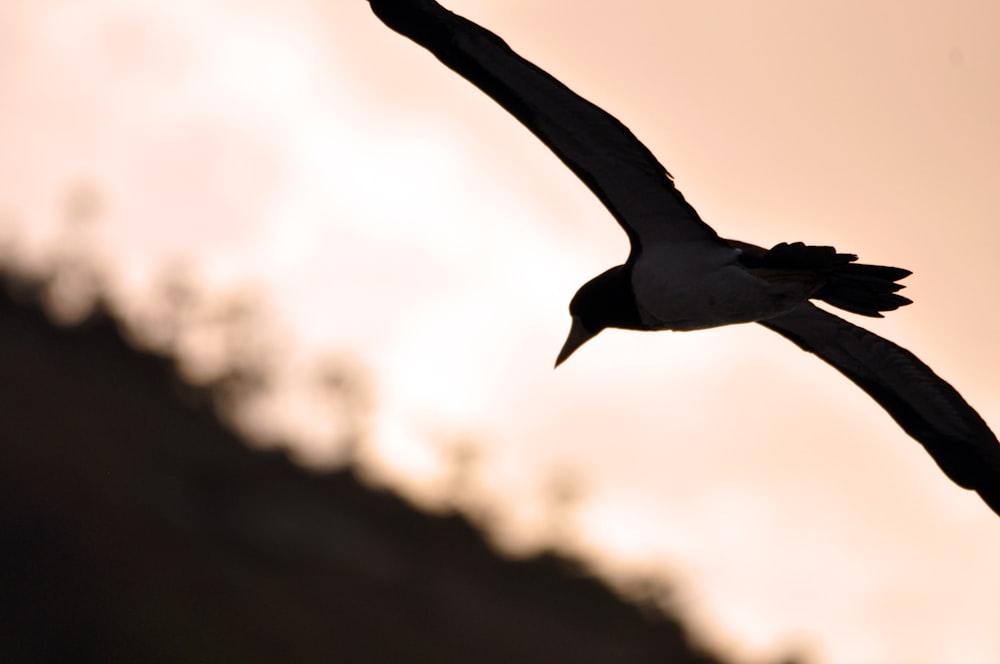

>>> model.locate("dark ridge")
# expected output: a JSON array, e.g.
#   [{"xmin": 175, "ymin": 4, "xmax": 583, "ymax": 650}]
[{"xmin": 0, "ymin": 267, "xmax": 799, "ymax": 664}]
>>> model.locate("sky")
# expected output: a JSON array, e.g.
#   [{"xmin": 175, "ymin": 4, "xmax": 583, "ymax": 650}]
[{"xmin": 2, "ymin": 1, "xmax": 1000, "ymax": 663}]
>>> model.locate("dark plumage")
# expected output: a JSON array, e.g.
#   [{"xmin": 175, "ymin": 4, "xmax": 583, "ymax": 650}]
[{"xmin": 369, "ymin": 0, "xmax": 1000, "ymax": 518}]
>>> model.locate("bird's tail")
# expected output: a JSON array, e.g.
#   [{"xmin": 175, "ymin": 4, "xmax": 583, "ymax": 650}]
[{"xmin": 735, "ymin": 241, "xmax": 912, "ymax": 317}]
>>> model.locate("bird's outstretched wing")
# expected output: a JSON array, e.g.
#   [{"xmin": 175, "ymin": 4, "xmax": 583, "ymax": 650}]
[
  {"xmin": 368, "ymin": 0, "xmax": 726, "ymax": 251},
  {"xmin": 761, "ymin": 304, "xmax": 1000, "ymax": 517}
]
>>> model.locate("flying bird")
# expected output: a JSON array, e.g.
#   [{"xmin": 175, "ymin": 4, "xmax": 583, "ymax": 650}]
[{"xmin": 369, "ymin": 0, "xmax": 1000, "ymax": 518}]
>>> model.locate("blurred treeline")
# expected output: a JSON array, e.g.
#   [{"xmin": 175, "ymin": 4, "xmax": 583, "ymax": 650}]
[{"xmin": 0, "ymin": 252, "xmax": 804, "ymax": 663}]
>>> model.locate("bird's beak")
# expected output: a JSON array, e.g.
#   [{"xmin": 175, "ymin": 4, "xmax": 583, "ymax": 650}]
[{"xmin": 555, "ymin": 316, "xmax": 597, "ymax": 367}]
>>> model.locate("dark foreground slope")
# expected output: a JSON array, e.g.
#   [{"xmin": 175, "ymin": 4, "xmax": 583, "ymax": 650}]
[{"xmin": 0, "ymin": 270, "xmax": 785, "ymax": 664}]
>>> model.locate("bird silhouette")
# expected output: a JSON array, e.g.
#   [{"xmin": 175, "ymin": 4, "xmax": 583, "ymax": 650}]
[{"xmin": 369, "ymin": 0, "xmax": 1000, "ymax": 518}]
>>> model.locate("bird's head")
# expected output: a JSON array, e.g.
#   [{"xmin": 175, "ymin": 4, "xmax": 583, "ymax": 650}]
[{"xmin": 555, "ymin": 265, "xmax": 637, "ymax": 367}]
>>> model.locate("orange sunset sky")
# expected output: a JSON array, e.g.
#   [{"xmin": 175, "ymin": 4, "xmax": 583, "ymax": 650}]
[{"xmin": 2, "ymin": 1, "xmax": 1000, "ymax": 663}]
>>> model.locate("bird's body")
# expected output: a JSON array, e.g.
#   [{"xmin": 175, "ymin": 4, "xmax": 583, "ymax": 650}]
[
  {"xmin": 570, "ymin": 246, "xmax": 807, "ymax": 334},
  {"xmin": 631, "ymin": 244, "xmax": 807, "ymax": 330},
  {"xmin": 369, "ymin": 0, "xmax": 1000, "ymax": 518}
]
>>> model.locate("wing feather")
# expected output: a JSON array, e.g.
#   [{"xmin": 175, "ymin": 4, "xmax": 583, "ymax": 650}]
[
  {"xmin": 368, "ymin": 0, "xmax": 724, "ymax": 249},
  {"xmin": 761, "ymin": 303, "xmax": 1000, "ymax": 517}
]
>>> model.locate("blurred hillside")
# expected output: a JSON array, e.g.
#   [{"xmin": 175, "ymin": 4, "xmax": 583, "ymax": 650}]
[{"xmin": 0, "ymin": 267, "xmax": 790, "ymax": 664}]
